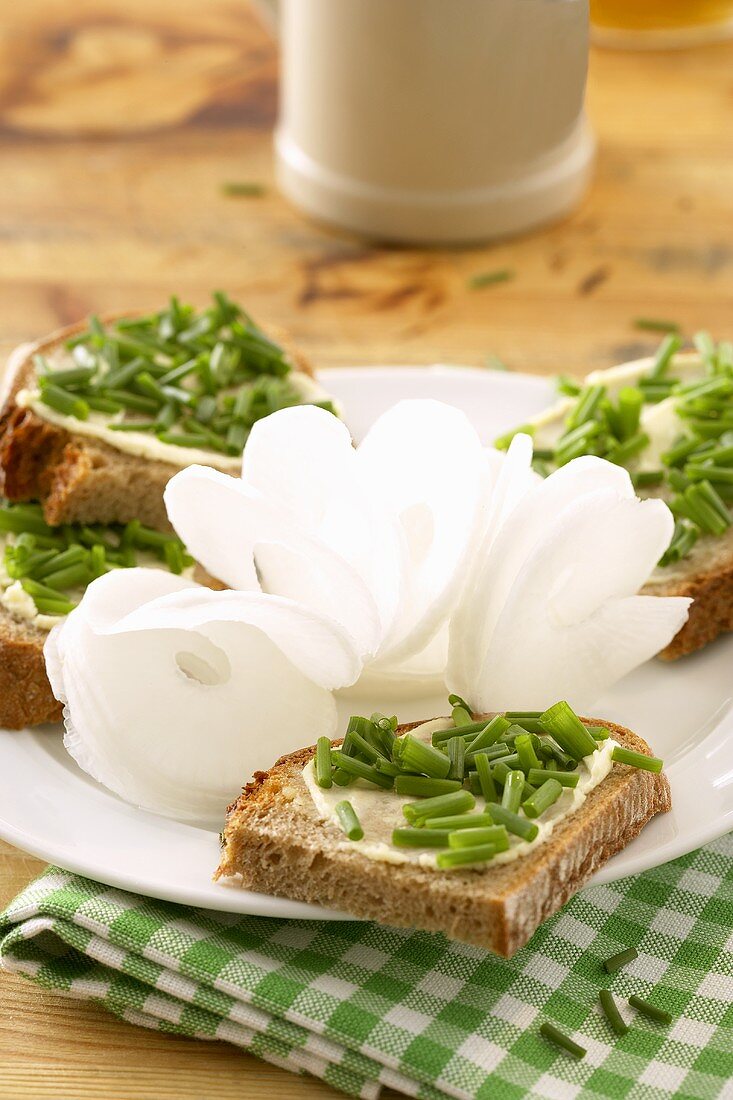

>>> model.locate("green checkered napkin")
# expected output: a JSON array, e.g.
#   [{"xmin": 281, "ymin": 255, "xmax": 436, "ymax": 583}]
[{"xmin": 1, "ymin": 836, "xmax": 731, "ymax": 1100}]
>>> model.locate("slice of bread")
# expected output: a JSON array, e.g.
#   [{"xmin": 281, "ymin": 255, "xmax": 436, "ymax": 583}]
[
  {"xmin": 0, "ymin": 606, "xmax": 62, "ymax": 728},
  {"xmin": 0, "ymin": 316, "xmax": 314, "ymax": 532},
  {"xmin": 643, "ymin": 523, "xmax": 733, "ymax": 660},
  {"xmin": 216, "ymin": 718, "xmax": 671, "ymax": 958}
]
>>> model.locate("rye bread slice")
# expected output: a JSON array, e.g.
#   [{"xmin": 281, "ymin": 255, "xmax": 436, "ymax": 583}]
[
  {"xmin": 217, "ymin": 718, "xmax": 671, "ymax": 958},
  {"xmin": 0, "ymin": 316, "xmax": 313, "ymax": 532}
]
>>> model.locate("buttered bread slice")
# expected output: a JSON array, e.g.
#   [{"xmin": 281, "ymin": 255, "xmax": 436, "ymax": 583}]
[{"xmin": 217, "ymin": 706, "xmax": 670, "ymax": 958}]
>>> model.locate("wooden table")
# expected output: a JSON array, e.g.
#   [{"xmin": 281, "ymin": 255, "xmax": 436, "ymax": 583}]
[{"xmin": 1, "ymin": 4, "xmax": 732, "ymax": 1096}]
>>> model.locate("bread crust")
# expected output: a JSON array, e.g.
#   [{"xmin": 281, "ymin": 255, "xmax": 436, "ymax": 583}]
[
  {"xmin": 643, "ymin": 525, "xmax": 733, "ymax": 659},
  {"xmin": 0, "ymin": 315, "xmax": 313, "ymax": 532},
  {"xmin": 0, "ymin": 608, "xmax": 62, "ymax": 729},
  {"xmin": 217, "ymin": 718, "xmax": 671, "ymax": 958}
]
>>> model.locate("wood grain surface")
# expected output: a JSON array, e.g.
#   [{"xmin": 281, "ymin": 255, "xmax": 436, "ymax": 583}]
[{"xmin": 1, "ymin": 2, "xmax": 732, "ymax": 1097}]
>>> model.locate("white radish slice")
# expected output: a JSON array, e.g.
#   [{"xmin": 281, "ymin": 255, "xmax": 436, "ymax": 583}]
[
  {"xmin": 242, "ymin": 404, "xmax": 358, "ymax": 529},
  {"xmin": 466, "ymin": 491, "xmax": 690, "ymax": 711},
  {"xmin": 447, "ymin": 453, "xmax": 636, "ymax": 698},
  {"xmin": 46, "ymin": 572, "xmax": 362, "ymax": 823},
  {"xmin": 164, "ymin": 466, "xmax": 382, "ymax": 657},
  {"xmin": 447, "ymin": 434, "xmax": 536, "ymax": 695},
  {"xmin": 357, "ymin": 400, "xmax": 486, "ymax": 662}
]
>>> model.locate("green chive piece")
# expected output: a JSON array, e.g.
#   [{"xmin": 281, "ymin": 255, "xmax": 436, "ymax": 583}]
[
  {"xmin": 331, "ymin": 769, "xmax": 354, "ymax": 787},
  {"xmin": 693, "ymin": 330, "xmax": 717, "ymax": 367},
  {"xmin": 539, "ymin": 1022, "xmax": 586, "ymax": 1059},
  {"xmin": 539, "ymin": 701, "xmax": 598, "ymax": 760},
  {"xmin": 39, "ymin": 383, "xmax": 90, "ymax": 420},
  {"xmin": 431, "ymin": 719, "xmax": 488, "ymax": 743},
  {"xmin": 392, "ymin": 828, "xmax": 451, "ymax": 848},
  {"xmin": 586, "ymin": 725, "xmax": 610, "ymax": 741},
  {"xmin": 611, "ymin": 746, "xmax": 663, "ymax": 773},
  {"xmin": 522, "ymin": 778, "xmax": 563, "ymax": 819},
  {"xmin": 393, "ymin": 777, "xmax": 462, "ymax": 798},
  {"xmin": 628, "ymin": 995, "xmax": 673, "ymax": 1025},
  {"xmin": 402, "ymin": 790, "xmax": 475, "ymax": 825},
  {"xmin": 633, "ymin": 318, "xmax": 681, "ymax": 335},
  {"xmin": 221, "ymin": 181, "xmax": 266, "ymax": 197},
  {"xmin": 39, "ymin": 562, "xmax": 90, "ymax": 590},
  {"xmin": 392, "ymin": 734, "xmax": 451, "ymax": 779},
  {"xmin": 474, "ymin": 753, "xmax": 498, "ymax": 803},
  {"xmin": 467, "ymin": 715, "xmax": 512, "ymax": 754},
  {"xmin": 447, "ymin": 736, "xmax": 466, "ymax": 781},
  {"xmin": 603, "ymin": 946, "xmax": 638, "ymax": 974},
  {"xmin": 329, "ymin": 751, "xmax": 393, "ymax": 789},
  {"xmin": 436, "ymin": 844, "xmax": 501, "ymax": 868},
  {"xmin": 501, "ymin": 770, "xmax": 525, "ymax": 814},
  {"xmin": 565, "ymin": 384, "xmax": 606, "ymax": 432},
  {"xmin": 659, "ymin": 519, "xmax": 700, "ymax": 566},
  {"xmin": 32, "ymin": 595, "xmax": 77, "ymax": 615},
  {"xmin": 487, "ymin": 804, "xmax": 539, "ymax": 842},
  {"xmin": 515, "ymin": 733, "xmax": 542, "ymax": 773},
  {"xmin": 468, "ymin": 268, "xmax": 514, "ymax": 290},
  {"xmin": 315, "ymin": 737, "xmax": 332, "ymax": 789},
  {"xmin": 345, "ymin": 729, "xmax": 382, "ymax": 765},
  {"xmin": 633, "ymin": 469, "xmax": 665, "ymax": 489},
  {"xmin": 451, "ymin": 703, "xmax": 473, "ymax": 727},
  {"xmin": 556, "ymin": 375, "xmax": 582, "ymax": 396},
  {"xmin": 492, "ymin": 759, "xmax": 535, "ymax": 800},
  {"xmin": 649, "ymin": 332, "xmax": 683, "ymax": 378},
  {"xmin": 599, "ymin": 990, "xmax": 628, "ymax": 1036},
  {"xmin": 606, "ymin": 431, "xmax": 650, "ymax": 467},
  {"xmin": 448, "ymin": 826, "xmax": 509, "ymax": 850},
  {"xmin": 424, "ymin": 812, "xmax": 496, "ymax": 830},
  {"xmin": 527, "ymin": 768, "xmax": 579, "ymax": 788},
  {"xmin": 335, "ymin": 801, "xmax": 363, "ymax": 841}
]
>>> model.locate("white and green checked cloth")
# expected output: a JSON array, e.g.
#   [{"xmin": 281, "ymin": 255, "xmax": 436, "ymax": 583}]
[{"xmin": 1, "ymin": 835, "xmax": 731, "ymax": 1100}]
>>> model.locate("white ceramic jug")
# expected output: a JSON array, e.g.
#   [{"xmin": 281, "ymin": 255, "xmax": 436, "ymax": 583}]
[{"xmin": 256, "ymin": 0, "xmax": 594, "ymax": 244}]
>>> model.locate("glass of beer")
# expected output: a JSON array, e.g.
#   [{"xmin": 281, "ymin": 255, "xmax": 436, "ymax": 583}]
[{"xmin": 591, "ymin": 0, "xmax": 733, "ymax": 47}]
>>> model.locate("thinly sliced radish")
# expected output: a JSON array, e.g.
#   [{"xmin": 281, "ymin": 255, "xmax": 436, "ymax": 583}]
[
  {"xmin": 357, "ymin": 400, "xmax": 487, "ymax": 662},
  {"xmin": 45, "ymin": 571, "xmax": 363, "ymax": 823},
  {"xmin": 463, "ymin": 489, "xmax": 689, "ymax": 711},
  {"xmin": 164, "ymin": 467, "xmax": 382, "ymax": 658}
]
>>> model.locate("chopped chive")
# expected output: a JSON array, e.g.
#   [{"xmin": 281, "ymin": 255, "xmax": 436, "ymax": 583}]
[
  {"xmin": 556, "ymin": 375, "xmax": 582, "ymax": 397},
  {"xmin": 539, "ymin": 701, "xmax": 597, "ymax": 761},
  {"xmin": 487, "ymin": 804, "xmax": 539, "ymax": 842},
  {"xmin": 501, "ymin": 770, "xmax": 525, "ymax": 814},
  {"xmin": 611, "ymin": 746, "xmax": 663, "ymax": 773},
  {"xmin": 32, "ymin": 595, "xmax": 77, "ymax": 615},
  {"xmin": 628, "ymin": 995, "xmax": 672, "ymax": 1025},
  {"xmin": 392, "ymin": 827, "xmax": 451, "ymax": 848},
  {"xmin": 659, "ymin": 519, "xmax": 699, "ymax": 566},
  {"xmin": 466, "ymin": 715, "xmax": 512, "ymax": 753},
  {"xmin": 447, "ymin": 825, "xmax": 509, "ymax": 850},
  {"xmin": 392, "ymin": 734, "xmax": 452, "ymax": 779},
  {"xmin": 633, "ymin": 318, "xmax": 681, "ymax": 335},
  {"xmin": 331, "ymin": 769, "xmax": 354, "ymax": 787},
  {"xmin": 403, "ymin": 790, "xmax": 475, "ymax": 825},
  {"xmin": 633, "ymin": 469, "xmax": 665, "ymax": 489},
  {"xmin": 436, "ymin": 843, "xmax": 501, "ymax": 868},
  {"xmin": 522, "ymin": 778, "xmax": 563, "ymax": 819},
  {"xmin": 586, "ymin": 724, "xmax": 610, "ymax": 741},
  {"xmin": 446, "ymin": 735, "xmax": 466, "ymax": 782},
  {"xmin": 373, "ymin": 757, "xmax": 401, "ymax": 777},
  {"xmin": 648, "ymin": 332, "xmax": 683, "ymax": 378},
  {"xmin": 21, "ymin": 577, "xmax": 71, "ymax": 602},
  {"xmin": 334, "ymin": 801, "xmax": 363, "ymax": 841},
  {"xmin": 345, "ymin": 729, "xmax": 382, "ymax": 765},
  {"xmin": 39, "ymin": 383, "xmax": 89, "ymax": 420},
  {"xmin": 599, "ymin": 990, "xmax": 628, "ymax": 1036},
  {"xmin": 424, "ymin": 812, "xmax": 495, "ymax": 830},
  {"xmin": 40, "ymin": 562, "xmax": 91, "ymax": 590},
  {"xmin": 492, "ymin": 759, "xmax": 535, "ymax": 800},
  {"xmin": 515, "ymin": 733, "xmax": 541, "ymax": 773},
  {"xmin": 221, "ymin": 181, "xmax": 266, "ymax": 197},
  {"xmin": 432, "ymin": 719, "xmax": 488, "ymax": 743},
  {"xmin": 603, "ymin": 946, "xmax": 638, "ymax": 973},
  {"xmin": 565, "ymin": 384, "xmax": 606, "ymax": 432},
  {"xmin": 330, "ymin": 750, "xmax": 393, "ymax": 789},
  {"xmin": 528, "ymin": 768, "xmax": 579, "ymax": 788},
  {"xmin": 315, "ymin": 736, "xmax": 332, "ymax": 788},
  {"xmin": 33, "ymin": 545, "xmax": 86, "ymax": 579},
  {"xmin": 606, "ymin": 431, "xmax": 650, "ymax": 466},
  {"xmin": 474, "ymin": 753, "xmax": 498, "ymax": 803},
  {"xmin": 393, "ymin": 776, "xmax": 462, "ymax": 798},
  {"xmin": 539, "ymin": 1022, "xmax": 586, "ymax": 1059},
  {"xmin": 468, "ymin": 268, "xmax": 514, "ymax": 290},
  {"xmin": 693, "ymin": 330, "xmax": 716, "ymax": 368}
]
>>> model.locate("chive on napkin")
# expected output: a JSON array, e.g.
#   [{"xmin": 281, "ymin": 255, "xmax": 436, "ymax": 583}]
[{"xmin": 1, "ymin": 836, "xmax": 731, "ymax": 1100}]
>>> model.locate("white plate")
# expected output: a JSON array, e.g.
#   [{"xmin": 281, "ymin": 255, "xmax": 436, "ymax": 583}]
[{"xmin": 0, "ymin": 366, "xmax": 731, "ymax": 919}]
